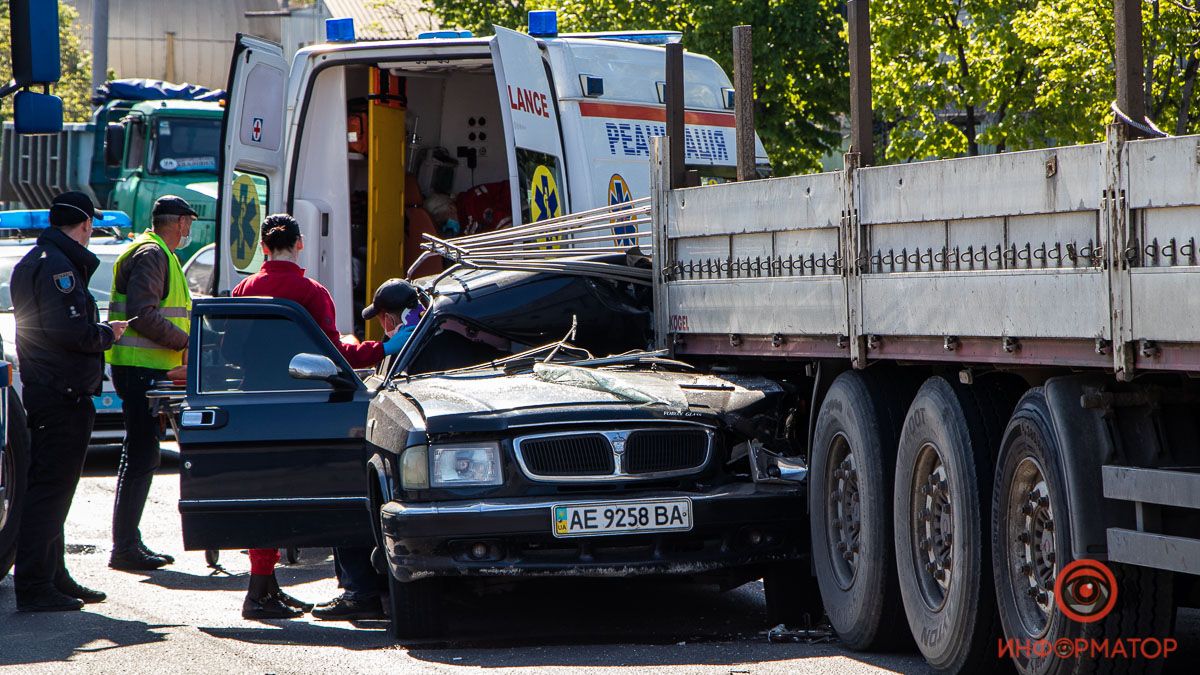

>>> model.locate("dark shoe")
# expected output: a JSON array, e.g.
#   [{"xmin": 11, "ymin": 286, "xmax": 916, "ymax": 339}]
[
  {"xmin": 139, "ymin": 543, "xmax": 175, "ymax": 565},
  {"xmin": 242, "ymin": 593, "xmax": 303, "ymax": 620},
  {"xmin": 265, "ymin": 574, "xmax": 313, "ymax": 612},
  {"xmin": 311, "ymin": 594, "xmax": 384, "ymax": 621},
  {"xmin": 16, "ymin": 588, "xmax": 85, "ymax": 613},
  {"xmin": 109, "ymin": 548, "xmax": 170, "ymax": 571},
  {"xmin": 55, "ymin": 575, "xmax": 107, "ymax": 604}
]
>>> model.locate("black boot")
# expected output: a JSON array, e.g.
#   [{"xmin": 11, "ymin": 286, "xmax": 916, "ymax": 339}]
[
  {"xmin": 55, "ymin": 573, "xmax": 107, "ymax": 604},
  {"xmin": 267, "ymin": 573, "xmax": 314, "ymax": 612},
  {"xmin": 16, "ymin": 587, "xmax": 85, "ymax": 613},
  {"xmin": 242, "ymin": 573, "xmax": 302, "ymax": 620}
]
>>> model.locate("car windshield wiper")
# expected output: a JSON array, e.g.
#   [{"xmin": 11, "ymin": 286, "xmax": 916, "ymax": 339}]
[
  {"xmin": 391, "ymin": 341, "xmax": 594, "ymax": 385},
  {"xmin": 564, "ymin": 349, "xmax": 695, "ymax": 371}
]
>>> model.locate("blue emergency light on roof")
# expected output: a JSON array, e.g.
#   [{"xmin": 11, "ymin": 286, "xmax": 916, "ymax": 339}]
[
  {"xmin": 326, "ymin": 17, "xmax": 356, "ymax": 43},
  {"xmin": 528, "ymin": 10, "xmax": 558, "ymax": 38},
  {"xmin": 558, "ymin": 30, "xmax": 684, "ymax": 46},
  {"xmin": 417, "ymin": 30, "xmax": 474, "ymax": 39},
  {"xmin": 0, "ymin": 210, "xmax": 132, "ymax": 232}
]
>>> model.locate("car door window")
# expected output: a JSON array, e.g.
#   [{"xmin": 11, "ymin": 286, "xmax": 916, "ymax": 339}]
[{"xmin": 198, "ymin": 314, "xmax": 335, "ymax": 393}]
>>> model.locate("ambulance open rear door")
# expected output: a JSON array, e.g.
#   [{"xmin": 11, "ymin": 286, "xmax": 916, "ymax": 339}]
[
  {"xmin": 214, "ymin": 34, "xmax": 288, "ymax": 292},
  {"xmin": 490, "ymin": 27, "xmax": 570, "ymax": 227}
]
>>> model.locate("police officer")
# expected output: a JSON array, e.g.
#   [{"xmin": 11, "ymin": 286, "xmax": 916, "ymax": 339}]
[
  {"xmin": 10, "ymin": 191, "xmax": 129, "ymax": 611},
  {"xmin": 106, "ymin": 195, "xmax": 195, "ymax": 570}
]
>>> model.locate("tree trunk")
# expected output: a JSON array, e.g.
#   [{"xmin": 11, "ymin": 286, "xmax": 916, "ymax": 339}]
[{"xmin": 1177, "ymin": 53, "xmax": 1200, "ymax": 136}]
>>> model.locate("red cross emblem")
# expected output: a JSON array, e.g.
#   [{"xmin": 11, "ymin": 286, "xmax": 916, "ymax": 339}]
[{"xmin": 251, "ymin": 117, "xmax": 264, "ymax": 143}]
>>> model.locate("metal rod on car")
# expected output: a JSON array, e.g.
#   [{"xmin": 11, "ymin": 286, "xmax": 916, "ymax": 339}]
[
  {"xmin": 446, "ymin": 199, "xmax": 650, "ymax": 247},
  {"xmin": 847, "ymin": 0, "xmax": 874, "ymax": 166},
  {"xmin": 733, "ymin": 25, "xmax": 756, "ymax": 181}
]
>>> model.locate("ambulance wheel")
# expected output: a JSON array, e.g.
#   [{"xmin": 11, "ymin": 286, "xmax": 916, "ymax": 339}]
[
  {"xmin": 386, "ymin": 570, "xmax": 444, "ymax": 640},
  {"xmin": 0, "ymin": 392, "xmax": 30, "ymax": 582},
  {"xmin": 205, "ymin": 549, "xmax": 220, "ymax": 567}
]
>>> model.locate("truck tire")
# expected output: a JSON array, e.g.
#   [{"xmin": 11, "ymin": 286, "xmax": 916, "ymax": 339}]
[
  {"xmin": 894, "ymin": 375, "xmax": 1018, "ymax": 674},
  {"xmin": 810, "ymin": 370, "xmax": 914, "ymax": 650},
  {"xmin": 0, "ymin": 393, "xmax": 30, "ymax": 582},
  {"xmin": 386, "ymin": 570, "xmax": 444, "ymax": 640},
  {"xmin": 763, "ymin": 561, "xmax": 824, "ymax": 627},
  {"xmin": 992, "ymin": 389, "xmax": 1175, "ymax": 675}
]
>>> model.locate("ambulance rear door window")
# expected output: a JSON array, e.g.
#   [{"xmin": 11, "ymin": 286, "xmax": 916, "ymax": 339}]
[{"xmin": 516, "ymin": 148, "xmax": 564, "ymax": 225}]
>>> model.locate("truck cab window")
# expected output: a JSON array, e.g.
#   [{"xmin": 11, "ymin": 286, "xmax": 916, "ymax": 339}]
[
  {"xmin": 198, "ymin": 314, "xmax": 336, "ymax": 394},
  {"xmin": 124, "ymin": 121, "xmax": 146, "ymax": 171},
  {"xmin": 150, "ymin": 118, "xmax": 221, "ymax": 174}
]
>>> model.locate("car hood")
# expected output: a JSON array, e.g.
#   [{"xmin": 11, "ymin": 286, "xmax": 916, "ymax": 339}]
[{"xmin": 383, "ymin": 368, "xmax": 785, "ymax": 435}]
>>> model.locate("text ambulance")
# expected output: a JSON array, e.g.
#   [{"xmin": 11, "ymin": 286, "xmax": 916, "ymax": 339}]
[{"xmin": 216, "ymin": 15, "xmax": 768, "ymax": 335}]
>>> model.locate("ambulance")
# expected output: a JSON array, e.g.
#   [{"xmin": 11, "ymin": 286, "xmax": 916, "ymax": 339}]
[{"xmin": 215, "ymin": 11, "xmax": 768, "ymax": 336}]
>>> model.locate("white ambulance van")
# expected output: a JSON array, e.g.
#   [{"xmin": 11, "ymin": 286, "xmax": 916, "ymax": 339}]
[{"xmin": 215, "ymin": 13, "xmax": 768, "ymax": 335}]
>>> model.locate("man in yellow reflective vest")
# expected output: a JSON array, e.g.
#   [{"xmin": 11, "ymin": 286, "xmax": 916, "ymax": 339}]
[{"xmin": 106, "ymin": 195, "xmax": 195, "ymax": 571}]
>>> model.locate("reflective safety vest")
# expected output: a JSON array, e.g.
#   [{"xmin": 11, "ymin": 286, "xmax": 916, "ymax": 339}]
[{"xmin": 106, "ymin": 231, "xmax": 192, "ymax": 370}]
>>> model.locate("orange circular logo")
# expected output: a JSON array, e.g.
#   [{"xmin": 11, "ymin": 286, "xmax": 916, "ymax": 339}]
[{"xmin": 1054, "ymin": 559, "xmax": 1118, "ymax": 623}]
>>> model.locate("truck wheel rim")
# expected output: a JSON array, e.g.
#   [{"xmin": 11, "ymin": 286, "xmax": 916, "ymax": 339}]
[
  {"xmin": 0, "ymin": 446, "xmax": 11, "ymax": 532},
  {"xmin": 826, "ymin": 433, "xmax": 861, "ymax": 590},
  {"xmin": 913, "ymin": 442, "xmax": 952, "ymax": 610},
  {"xmin": 1005, "ymin": 456, "xmax": 1055, "ymax": 636}
]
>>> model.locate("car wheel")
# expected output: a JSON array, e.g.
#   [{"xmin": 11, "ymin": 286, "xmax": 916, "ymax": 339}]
[
  {"xmin": 386, "ymin": 569, "xmax": 444, "ymax": 640},
  {"xmin": 993, "ymin": 389, "xmax": 1174, "ymax": 675},
  {"xmin": 810, "ymin": 370, "xmax": 914, "ymax": 650},
  {"xmin": 893, "ymin": 375, "xmax": 1017, "ymax": 674},
  {"xmin": 0, "ymin": 392, "xmax": 30, "ymax": 581},
  {"xmin": 763, "ymin": 561, "xmax": 824, "ymax": 627}
]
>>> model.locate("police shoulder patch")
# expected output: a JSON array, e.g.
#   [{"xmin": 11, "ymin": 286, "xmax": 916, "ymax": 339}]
[{"xmin": 52, "ymin": 270, "xmax": 76, "ymax": 294}]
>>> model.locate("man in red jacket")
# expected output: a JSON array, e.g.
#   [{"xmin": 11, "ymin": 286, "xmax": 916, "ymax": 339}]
[{"xmin": 231, "ymin": 214, "xmax": 414, "ymax": 618}]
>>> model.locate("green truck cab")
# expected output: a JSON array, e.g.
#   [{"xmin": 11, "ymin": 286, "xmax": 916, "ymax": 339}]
[
  {"xmin": 1, "ymin": 80, "xmax": 224, "ymax": 263},
  {"xmin": 103, "ymin": 100, "xmax": 221, "ymax": 262}
]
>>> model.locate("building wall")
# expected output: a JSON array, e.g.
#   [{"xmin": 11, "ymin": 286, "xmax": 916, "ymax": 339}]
[{"xmin": 66, "ymin": 0, "xmax": 283, "ymax": 90}]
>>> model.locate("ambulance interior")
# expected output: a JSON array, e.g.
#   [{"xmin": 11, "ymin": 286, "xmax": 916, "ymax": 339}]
[{"xmin": 292, "ymin": 59, "xmax": 521, "ymax": 338}]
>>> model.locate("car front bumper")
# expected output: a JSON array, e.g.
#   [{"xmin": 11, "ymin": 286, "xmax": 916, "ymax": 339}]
[{"xmin": 380, "ymin": 481, "xmax": 806, "ymax": 582}]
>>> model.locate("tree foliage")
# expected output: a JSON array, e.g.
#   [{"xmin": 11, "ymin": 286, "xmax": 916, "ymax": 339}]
[
  {"xmin": 874, "ymin": 0, "xmax": 1200, "ymax": 163},
  {"xmin": 425, "ymin": 0, "xmax": 848, "ymax": 175},
  {"xmin": 0, "ymin": 3, "xmax": 94, "ymax": 123}
]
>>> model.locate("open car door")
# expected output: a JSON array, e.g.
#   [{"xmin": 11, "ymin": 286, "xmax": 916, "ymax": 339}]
[
  {"xmin": 176, "ymin": 298, "xmax": 373, "ymax": 550},
  {"xmin": 214, "ymin": 34, "xmax": 288, "ymax": 293},
  {"xmin": 491, "ymin": 26, "xmax": 570, "ymax": 227}
]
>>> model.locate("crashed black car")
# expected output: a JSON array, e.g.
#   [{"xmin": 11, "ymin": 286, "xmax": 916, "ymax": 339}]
[{"xmin": 173, "ymin": 261, "xmax": 809, "ymax": 638}]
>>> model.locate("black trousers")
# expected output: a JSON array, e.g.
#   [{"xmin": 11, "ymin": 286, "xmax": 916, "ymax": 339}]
[
  {"xmin": 14, "ymin": 384, "xmax": 95, "ymax": 595},
  {"xmin": 111, "ymin": 365, "xmax": 167, "ymax": 554},
  {"xmin": 334, "ymin": 546, "xmax": 387, "ymax": 600}
]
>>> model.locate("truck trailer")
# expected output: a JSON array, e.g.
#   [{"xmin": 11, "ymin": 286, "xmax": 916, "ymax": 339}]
[{"xmin": 646, "ymin": 124, "xmax": 1197, "ymax": 674}]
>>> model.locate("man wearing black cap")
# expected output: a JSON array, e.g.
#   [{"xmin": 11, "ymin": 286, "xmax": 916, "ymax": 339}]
[
  {"xmin": 105, "ymin": 195, "xmax": 197, "ymax": 571},
  {"xmin": 10, "ymin": 191, "xmax": 129, "ymax": 611}
]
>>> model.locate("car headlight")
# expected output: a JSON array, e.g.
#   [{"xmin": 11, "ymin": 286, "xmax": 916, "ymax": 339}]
[
  {"xmin": 401, "ymin": 445, "xmax": 429, "ymax": 490},
  {"xmin": 429, "ymin": 442, "xmax": 502, "ymax": 487}
]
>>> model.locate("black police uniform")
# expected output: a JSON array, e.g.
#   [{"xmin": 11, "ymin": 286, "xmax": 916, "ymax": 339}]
[{"xmin": 10, "ymin": 226, "xmax": 115, "ymax": 601}]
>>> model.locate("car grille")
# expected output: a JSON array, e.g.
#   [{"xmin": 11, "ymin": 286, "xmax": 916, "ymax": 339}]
[
  {"xmin": 514, "ymin": 428, "xmax": 712, "ymax": 481},
  {"xmin": 625, "ymin": 429, "xmax": 709, "ymax": 474},
  {"xmin": 519, "ymin": 434, "xmax": 614, "ymax": 476}
]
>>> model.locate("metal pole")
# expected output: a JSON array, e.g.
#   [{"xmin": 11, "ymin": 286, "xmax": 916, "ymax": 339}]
[
  {"xmin": 91, "ymin": 0, "xmax": 110, "ymax": 96},
  {"xmin": 665, "ymin": 43, "xmax": 686, "ymax": 190},
  {"xmin": 847, "ymin": 0, "xmax": 874, "ymax": 166},
  {"xmin": 1114, "ymin": 0, "xmax": 1147, "ymax": 135},
  {"xmin": 733, "ymin": 25, "xmax": 756, "ymax": 181}
]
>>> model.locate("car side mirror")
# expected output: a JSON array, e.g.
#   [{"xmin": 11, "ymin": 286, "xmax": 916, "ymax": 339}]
[
  {"xmin": 288, "ymin": 353, "xmax": 353, "ymax": 389},
  {"xmin": 104, "ymin": 124, "xmax": 126, "ymax": 167}
]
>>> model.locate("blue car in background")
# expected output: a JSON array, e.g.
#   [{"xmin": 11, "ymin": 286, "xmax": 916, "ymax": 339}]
[{"xmin": 0, "ymin": 210, "xmax": 135, "ymax": 444}]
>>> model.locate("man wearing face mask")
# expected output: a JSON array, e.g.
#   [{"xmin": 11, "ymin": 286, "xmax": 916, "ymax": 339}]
[
  {"xmin": 10, "ymin": 191, "xmax": 129, "ymax": 611},
  {"xmin": 105, "ymin": 195, "xmax": 196, "ymax": 571}
]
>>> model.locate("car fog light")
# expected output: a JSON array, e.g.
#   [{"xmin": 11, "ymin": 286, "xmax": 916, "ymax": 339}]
[
  {"xmin": 470, "ymin": 543, "xmax": 489, "ymax": 560},
  {"xmin": 748, "ymin": 530, "xmax": 763, "ymax": 546}
]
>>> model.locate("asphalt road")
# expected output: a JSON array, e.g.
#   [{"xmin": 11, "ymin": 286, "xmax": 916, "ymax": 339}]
[{"xmin": 1, "ymin": 451, "xmax": 1197, "ymax": 674}]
